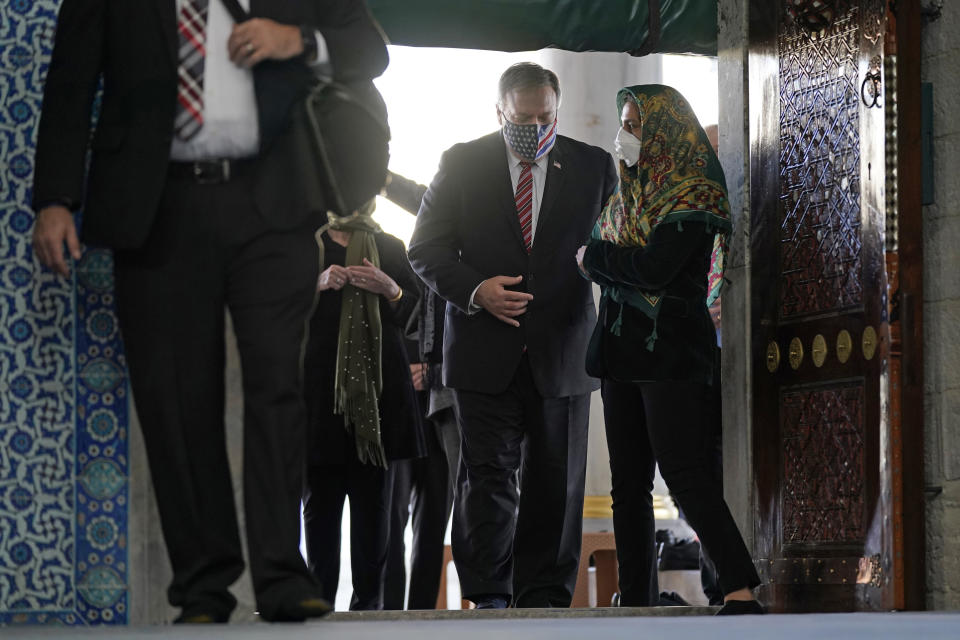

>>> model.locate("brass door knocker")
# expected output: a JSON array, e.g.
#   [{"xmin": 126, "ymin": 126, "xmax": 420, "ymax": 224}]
[
  {"xmin": 787, "ymin": 0, "xmax": 838, "ymax": 32},
  {"xmin": 861, "ymin": 72, "xmax": 882, "ymax": 108},
  {"xmin": 862, "ymin": 56, "xmax": 883, "ymax": 108}
]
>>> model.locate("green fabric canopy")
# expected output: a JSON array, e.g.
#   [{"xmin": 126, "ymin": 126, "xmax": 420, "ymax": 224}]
[{"xmin": 367, "ymin": 0, "xmax": 717, "ymax": 56}]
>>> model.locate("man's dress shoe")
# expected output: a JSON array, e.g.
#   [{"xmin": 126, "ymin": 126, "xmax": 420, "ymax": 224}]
[
  {"xmin": 474, "ymin": 595, "xmax": 509, "ymax": 610},
  {"xmin": 260, "ymin": 596, "xmax": 333, "ymax": 622},
  {"xmin": 173, "ymin": 611, "xmax": 230, "ymax": 624}
]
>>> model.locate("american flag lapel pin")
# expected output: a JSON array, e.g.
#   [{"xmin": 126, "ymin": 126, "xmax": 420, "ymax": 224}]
[{"xmin": 553, "ymin": 160, "xmax": 562, "ymax": 169}]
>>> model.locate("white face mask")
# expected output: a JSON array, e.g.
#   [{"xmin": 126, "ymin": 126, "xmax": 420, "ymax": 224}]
[{"xmin": 614, "ymin": 127, "xmax": 642, "ymax": 167}]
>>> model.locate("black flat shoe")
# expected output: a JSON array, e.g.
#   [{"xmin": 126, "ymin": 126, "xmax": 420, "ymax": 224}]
[
  {"xmin": 658, "ymin": 590, "xmax": 691, "ymax": 607},
  {"xmin": 715, "ymin": 600, "xmax": 765, "ymax": 615}
]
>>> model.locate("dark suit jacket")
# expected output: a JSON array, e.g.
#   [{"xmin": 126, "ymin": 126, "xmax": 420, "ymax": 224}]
[
  {"xmin": 304, "ymin": 232, "xmax": 426, "ymax": 465},
  {"xmin": 408, "ymin": 132, "xmax": 617, "ymax": 398},
  {"xmin": 32, "ymin": 0, "xmax": 388, "ymax": 249},
  {"xmin": 383, "ymin": 171, "xmax": 428, "ymax": 216}
]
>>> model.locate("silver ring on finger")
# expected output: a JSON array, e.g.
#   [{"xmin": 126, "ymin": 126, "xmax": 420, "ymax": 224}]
[{"xmin": 245, "ymin": 42, "xmax": 255, "ymax": 54}]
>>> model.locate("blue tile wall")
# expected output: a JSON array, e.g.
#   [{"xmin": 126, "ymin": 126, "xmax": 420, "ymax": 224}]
[{"xmin": 1, "ymin": 0, "xmax": 129, "ymax": 626}]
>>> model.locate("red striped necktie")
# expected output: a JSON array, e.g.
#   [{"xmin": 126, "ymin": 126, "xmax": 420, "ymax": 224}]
[
  {"xmin": 174, "ymin": 0, "xmax": 209, "ymax": 140},
  {"xmin": 515, "ymin": 162, "xmax": 534, "ymax": 252}
]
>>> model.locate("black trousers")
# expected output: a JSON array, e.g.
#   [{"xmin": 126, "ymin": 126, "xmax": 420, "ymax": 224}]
[
  {"xmin": 601, "ymin": 379, "xmax": 761, "ymax": 604},
  {"xmin": 114, "ymin": 166, "xmax": 321, "ymax": 620},
  {"xmin": 452, "ymin": 355, "xmax": 589, "ymax": 607},
  {"xmin": 700, "ymin": 373, "xmax": 724, "ymax": 606},
  {"xmin": 383, "ymin": 413, "xmax": 455, "ymax": 610},
  {"xmin": 670, "ymin": 381, "xmax": 725, "ymax": 606},
  {"xmin": 302, "ymin": 458, "xmax": 391, "ymax": 610}
]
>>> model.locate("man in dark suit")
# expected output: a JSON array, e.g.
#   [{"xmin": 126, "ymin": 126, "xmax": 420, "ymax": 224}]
[
  {"xmin": 408, "ymin": 63, "xmax": 617, "ymax": 608},
  {"xmin": 31, "ymin": 0, "xmax": 387, "ymax": 623}
]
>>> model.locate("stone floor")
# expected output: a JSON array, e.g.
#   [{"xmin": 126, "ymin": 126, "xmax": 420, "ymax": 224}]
[{"xmin": 4, "ymin": 611, "xmax": 960, "ymax": 639}]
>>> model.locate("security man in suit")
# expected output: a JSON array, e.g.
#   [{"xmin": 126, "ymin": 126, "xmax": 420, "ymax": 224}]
[
  {"xmin": 408, "ymin": 62, "xmax": 617, "ymax": 609},
  {"xmin": 31, "ymin": 0, "xmax": 387, "ymax": 623}
]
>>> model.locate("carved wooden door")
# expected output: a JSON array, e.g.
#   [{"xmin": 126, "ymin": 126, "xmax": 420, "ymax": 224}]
[{"xmin": 748, "ymin": 0, "xmax": 922, "ymax": 612}]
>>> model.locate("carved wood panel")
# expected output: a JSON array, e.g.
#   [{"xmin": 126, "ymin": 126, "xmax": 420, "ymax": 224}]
[
  {"xmin": 781, "ymin": 383, "xmax": 866, "ymax": 543},
  {"xmin": 779, "ymin": 0, "xmax": 863, "ymax": 318}
]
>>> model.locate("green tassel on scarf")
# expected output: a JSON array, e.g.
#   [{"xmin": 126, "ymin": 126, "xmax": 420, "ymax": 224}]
[
  {"xmin": 317, "ymin": 204, "xmax": 388, "ymax": 467},
  {"xmin": 610, "ymin": 303, "xmax": 624, "ymax": 337},
  {"xmin": 645, "ymin": 318, "xmax": 659, "ymax": 352}
]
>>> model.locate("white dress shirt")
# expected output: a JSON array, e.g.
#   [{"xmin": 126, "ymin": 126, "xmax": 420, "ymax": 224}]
[
  {"xmin": 169, "ymin": 0, "xmax": 329, "ymax": 161},
  {"xmin": 468, "ymin": 143, "xmax": 551, "ymax": 313}
]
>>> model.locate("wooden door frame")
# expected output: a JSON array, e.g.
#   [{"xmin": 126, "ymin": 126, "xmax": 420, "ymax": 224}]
[{"xmin": 891, "ymin": 0, "xmax": 926, "ymax": 612}]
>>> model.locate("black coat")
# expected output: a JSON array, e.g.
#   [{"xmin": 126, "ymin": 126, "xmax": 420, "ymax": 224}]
[
  {"xmin": 303, "ymin": 232, "xmax": 427, "ymax": 465},
  {"xmin": 582, "ymin": 222, "xmax": 717, "ymax": 385},
  {"xmin": 32, "ymin": 0, "xmax": 388, "ymax": 249},
  {"xmin": 408, "ymin": 132, "xmax": 617, "ymax": 397}
]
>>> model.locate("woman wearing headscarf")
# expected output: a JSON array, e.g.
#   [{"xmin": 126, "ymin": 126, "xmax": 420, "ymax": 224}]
[
  {"xmin": 576, "ymin": 85, "xmax": 762, "ymax": 615},
  {"xmin": 301, "ymin": 207, "xmax": 426, "ymax": 610}
]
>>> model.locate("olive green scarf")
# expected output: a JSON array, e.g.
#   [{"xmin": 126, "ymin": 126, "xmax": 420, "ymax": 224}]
[{"xmin": 317, "ymin": 205, "xmax": 387, "ymax": 467}]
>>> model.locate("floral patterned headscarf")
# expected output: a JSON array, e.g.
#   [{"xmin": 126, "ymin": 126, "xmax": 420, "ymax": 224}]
[{"xmin": 593, "ymin": 84, "xmax": 732, "ymax": 321}]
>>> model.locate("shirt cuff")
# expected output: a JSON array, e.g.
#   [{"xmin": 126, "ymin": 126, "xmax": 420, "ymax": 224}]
[
  {"xmin": 311, "ymin": 31, "xmax": 332, "ymax": 74},
  {"xmin": 467, "ymin": 281, "xmax": 484, "ymax": 315},
  {"xmin": 36, "ymin": 197, "xmax": 78, "ymax": 213}
]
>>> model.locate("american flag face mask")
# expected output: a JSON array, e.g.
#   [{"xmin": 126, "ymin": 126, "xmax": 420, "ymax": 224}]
[{"xmin": 502, "ymin": 117, "xmax": 558, "ymax": 162}]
